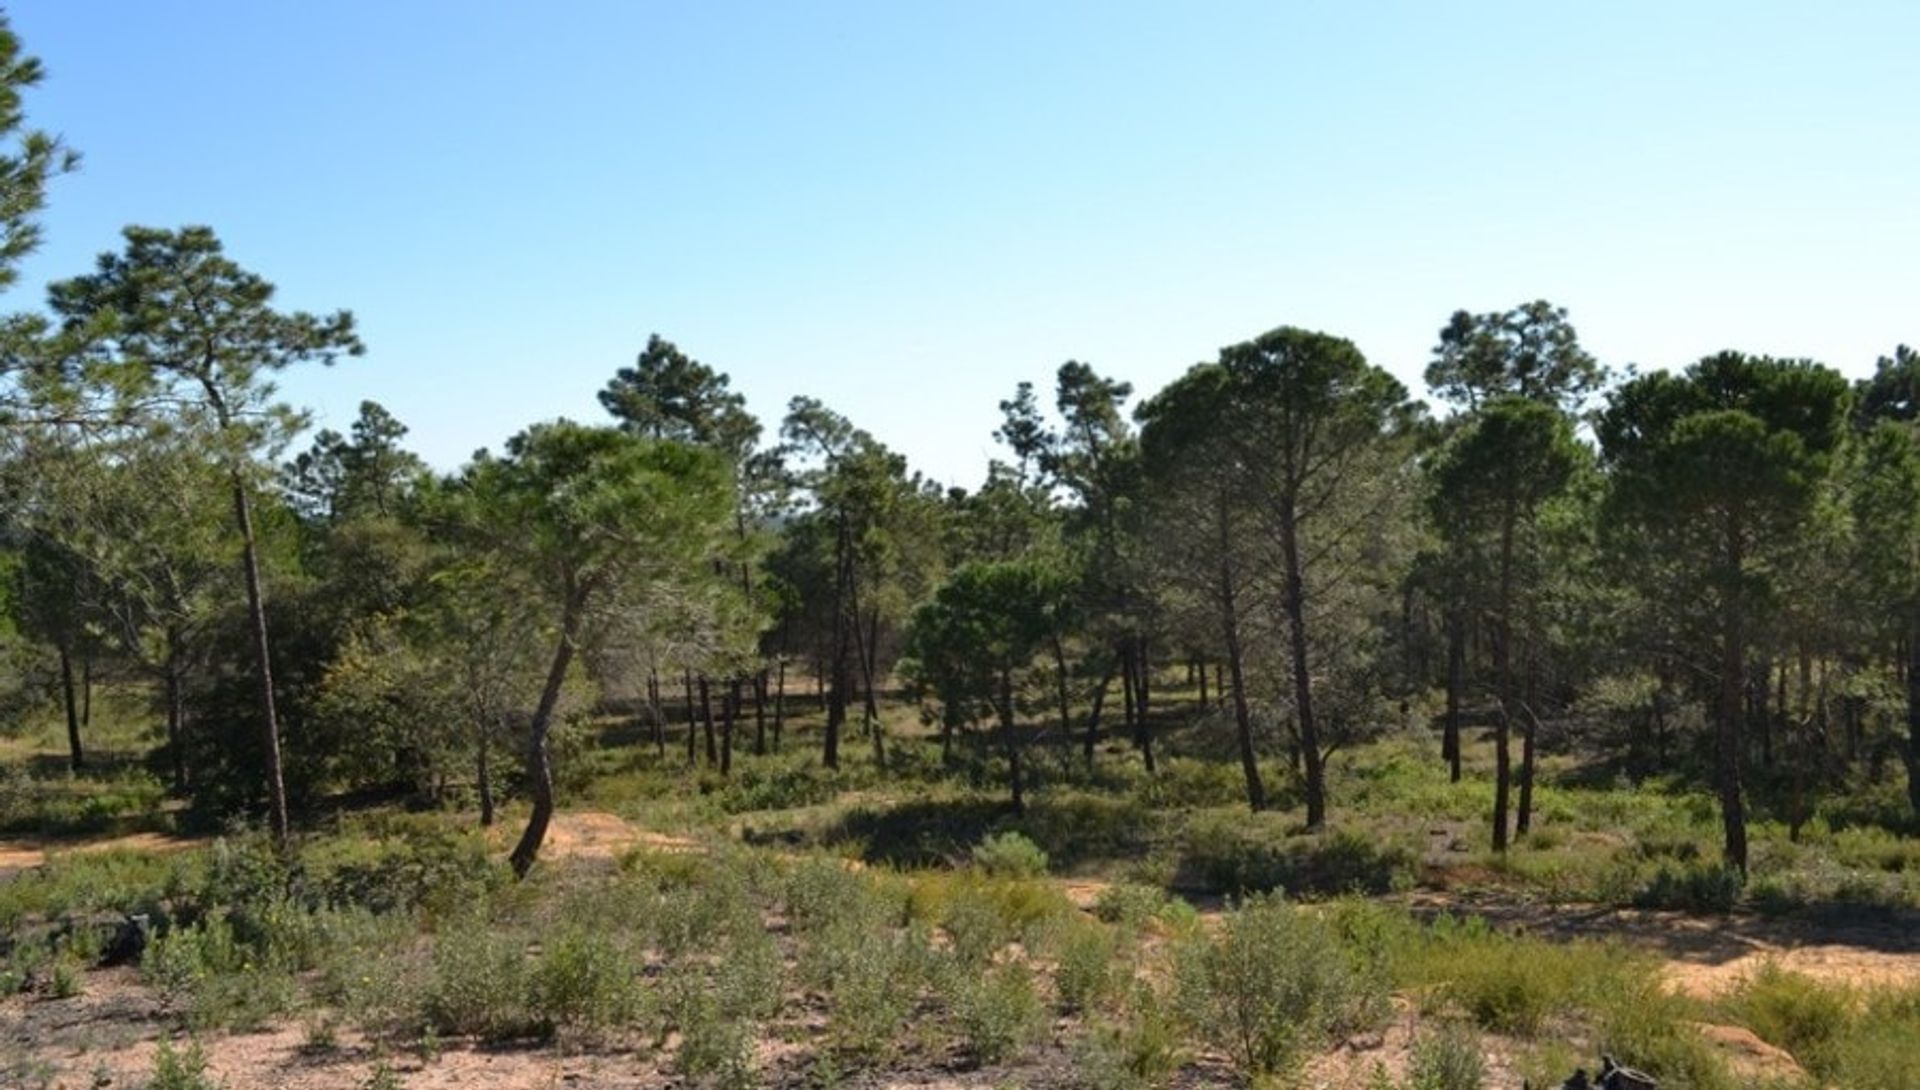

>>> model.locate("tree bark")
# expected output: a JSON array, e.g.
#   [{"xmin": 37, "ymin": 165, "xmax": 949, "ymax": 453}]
[
  {"xmin": 753, "ymin": 670, "xmax": 768, "ymax": 756},
  {"xmin": 1218, "ymin": 503, "xmax": 1264, "ymax": 811},
  {"xmin": 1133, "ymin": 638, "xmax": 1157, "ymax": 773},
  {"xmin": 684, "ymin": 669, "xmax": 698, "ymax": 765},
  {"xmin": 1278, "ymin": 502, "xmax": 1324, "ymax": 828},
  {"xmin": 721, "ymin": 677, "xmax": 737, "ymax": 776},
  {"xmin": 774, "ymin": 659, "xmax": 787, "ymax": 752},
  {"xmin": 476, "ymin": 719, "xmax": 495, "ymax": 827},
  {"xmin": 58, "ymin": 643, "xmax": 84, "ymax": 773},
  {"xmin": 1082, "ymin": 666, "xmax": 1113, "ymax": 767},
  {"xmin": 699, "ymin": 675, "xmax": 717, "ymax": 765},
  {"xmin": 1444, "ymin": 608, "xmax": 1464, "ymax": 783},
  {"xmin": 999, "ymin": 667, "xmax": 1024, "ymax": 814},
  {"xmin": 1717, "ymin": 527, "xmax": 1750, "ymax": 872},
  {"xmin": 1491, "ymin": 497, "xmax": 1516, "ymax": 853},
  {"xmin": 1907, "ymin": 607, "xmax": 1920, "ymax": 817},
  {"xmin": 509, "ymin": 587, "xmax": 586, "ymax": 878},
  {"xmin": 231, "ymin": 473, "xmax": 290, "ymax": 845}
]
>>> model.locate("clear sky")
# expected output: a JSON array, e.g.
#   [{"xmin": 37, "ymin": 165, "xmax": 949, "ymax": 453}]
[{"xmin": 7, "ymin": 2, "xmax": 1917, "ymax": 486}]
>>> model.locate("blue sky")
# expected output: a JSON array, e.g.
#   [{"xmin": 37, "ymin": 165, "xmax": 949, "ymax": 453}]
[{"xmin": 7, "ymin": 2, "xmax": 1917, "ymax": 486}]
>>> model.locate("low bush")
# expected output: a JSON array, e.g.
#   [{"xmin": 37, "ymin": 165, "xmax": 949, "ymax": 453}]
[
  {"xmin": 1178, "ymin": 817, "xmax": 1416, "ymax": 898},
  {"xmin": 970, "ymin": 830, "xmax": 1051, "ymax": 878},
  {"xmin": 1076, "ymin": 984, "xmax": 1183, "ymax": 1090},
  {"xmin": 1632, "ymin": 862, "xmax": 1744, "ymax": 914},
  {"xmin": 1173, "ymin": 893, "xmax": 1387, "ymax": 1077},
  {"xmin": 950, "ymin": 961, "xmax": 1045, "ymax": 1065},
  {"xmin": 1720, "ymin": 962, "xmax": 1851, "ymax": 1071},
  {"xmin": 1409, "ymin": 1024, "xmax": 1485, "ymax": 1090},
  {"xmin": 1049, "ymin": 918, "xmax": 1119, "ymax": 1012}
]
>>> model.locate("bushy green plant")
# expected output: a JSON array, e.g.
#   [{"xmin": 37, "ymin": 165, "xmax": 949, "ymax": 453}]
[
  {"xmin": 421, "ymin": 924, "xmax": 540, "ymax": 1040},
  {"xmin": 1090, "ymin": 882, "xmax": 1179, "ymax": 929},
  {"xmin": 1721, "ymin": 962, "xmax": 1851, "ymax": 1071},
  {"xmin": 1633, "ymin": 862, "xmax": 1744, "ymax": 914},
  {"xmin": 146, "ymin": 1038, "xmax": 218, "ymax": 1090},
  {"xmin": 1051, "ymin": 919, "xmax": 1119, "ymax": 1012},
  {"xmin": 971, "ymin": 830, "xmax": 1050, "ymax": 878},
  {"xmin": 1409, "ymin": 1024, "xmax": 1485, "ymax": 1090},
  {"xmin": 1076, "ymin": 984, "xmax": 1182, "ymax": 1090},
  {"xmin": 951, "ymin": 961, "xmax": 1045, "ymax": 1064},
  {"xmin": 1173, "ymin": 893, "xmax": 1385, "ymax": 1076},
  {"xmin": 1179, "ymin": 817, "xmax": 1416, "ymax": 898},
  {"xmin": 530, "ymin": 926, "xmax": 641, "ymax": 1036}
]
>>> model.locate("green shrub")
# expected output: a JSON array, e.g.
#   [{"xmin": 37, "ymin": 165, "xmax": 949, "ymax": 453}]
[
  {"xmin": 1178, "ymin": 818, "xmax": 1416, "ymax": 898},
  {"xmin": 422, "ymin": 925, "xmax": 540, "ymax": 1040},
  {"xmin": 146, "ymin": 1038, "xmax": 218, "ymax": 1090},
  {"xmin": 951, "ymin": 961, "xmax": 1045, "ymax": 1064},
  {"xmin": 1721, "ymin": 963, "xmax": 1851, "ymax": 1071},
  {"xmin": 1051, "ymin": 920, "xmax": 1119, "ymax": 1012},
  {"xmin": 1592, "ymin": 979, "xmax": 1733, "ymax": 1090},
  {"xmin": 1091, "ymin": 882, "xmax": 1183, "ymax": 930},
  {"xmin": 971, "ymin": 831, "xmax": 1050, "ymax": 878},
  {"xmin": 1633, "ymin": 862, "xmax": 1744, "ymax": 914},
  {"xmin": 530, "ymin": 927, "xmax": 641, "ymax": 1036},
  {"xmin": 1409, "ymin": 1024, "xmax": 1485, "ymax": 1090},
  {"xmin": 1076, "ymin": 985, "xmax": 1182, "ymax": 1090},
  {"xmin": 1173, "ymin": 893, "xmax": 1386, "ymax": 1076},
  {"xmin": 144, "ymin": 915, "xmax": 297, "ymax": 1031}
]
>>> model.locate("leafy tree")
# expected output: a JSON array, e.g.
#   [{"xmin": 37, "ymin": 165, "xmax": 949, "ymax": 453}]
[
  {"xmin": 904, "ymin": 559, "xmax": 1072, "ymax": 812},
  {"xmin": 1223, "ymin": 327, "xmax": 1415, "ymax": 828},
  {"xmin": 1849, "ymin": 418, "xmax": 1920, "ymax": 815},
  {"xmin": 47, "ymin": 226, "xmax": 363, "ymax": 843},
  {"xmin": 1426, "ymin": 300, "xmax": 1605, "ymax": 413},
  {"xmin": 283, "ymin": 400, "xmax": 427, "ymax": 523},
  {"xmin": 456, "ymin": 421, "xmax": 732, "ymax": 876},
  {"xmin": 1598, "ymin": 353, "xmax": 1850, "ymax": 870},
  {"xmin": 1429, "ymin": 398, "xmax": 1581, "ymax": 848}
]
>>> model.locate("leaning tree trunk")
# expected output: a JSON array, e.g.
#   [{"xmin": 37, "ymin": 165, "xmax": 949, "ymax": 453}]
[
  {"xmin": 509, "ymin": 587, "xmax": 587, "ymax": 878},
  {"xmin": 230, "ymin": 472, "xmax": 291, "ymax": 846},
  {"xmin": 58, "ymin": 642, "xmax": 84, "ymax": 773},
  {"xmin": 1082, "ymin": 666, "xmax": 1114, "ymax": 767}
]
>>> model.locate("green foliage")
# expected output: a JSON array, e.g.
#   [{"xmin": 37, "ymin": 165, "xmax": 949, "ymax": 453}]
[
  {"xmin": 1076, "ymin": 984, "xmax": 1183, "ymax": 1090},
  {"xmin": 1633, "ymin": 861, "xmax": 1745, "ymax": 914},
  {"xmin": 1178, "ymin": 815, "xmax": 1417, "ymax": 898},
  {"xmin": 421, "ymin": 923, "xmax": 542, "ymax": 1040},
  {"xmin": 1049, "ymin": 919, "xmax": 1119, "ymax": 1012},
  {"xmin": 1173, "ymin": 893, "xmax": 1386, "ymax": 1077},
  {"xmin": 971, "ymin": 830, "xmax": 1050, "ymax": 878},
  {"xmin": 144, "ymin": 1039, "xmax": 218, "ymax": 1090},
  {"xmin": 948, "ymin": 961, "xmax": 1046, "ymax": 1065},
  {"xmin": 1409, "ymin": 1024, "xmax": 1486, "ymax": 1090}
]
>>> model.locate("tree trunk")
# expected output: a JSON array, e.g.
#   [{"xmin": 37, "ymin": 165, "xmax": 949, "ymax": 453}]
[
  {"xmin": 1218, "ymin": 505, "xmax": 1264, "ymax": 811},
  {"xmin": 80, "ymin": 654, "xmax": 92, "ymax": 731},
  {"xmin": 684, "ymin": 669, "xmax": 698, "ymax": 765},
  {"xmin": 509, "ymin": 588, "xmax": 586, "ymax": 878},
  {"xmin": 476, "ymin": 719, "xmax": 495, "ymax": 827},
  {"xmin": 1197, "ymin": 658, "xmax": 1209, "ymax": 709},
  {"xmin": 1082, "ymin": 666, "xmax": 1113, "ymax": 767},
  {"xmin": 1134, "ymin": 638, "xmax": 1157, "ymax": 773},
  {"xmin": 774, "ymin": 659, "xmax": 787, "ymax": 751},
  {"xmin": 165, "ymin": 664, "xmax": 188, "ymax": 794},
  {"xmin": 1491, "ymin": 498, "xmax": 1516, "ymax": 852},
  {"xmin": 999, "ymin": 667, "xmax": 1024, "ymax": 814},
  {"xmin": 648, "ymin": 668, "xmax": 665, "ymax": 756},
  {"xmin": 1278, "ymin": 503, "xmax": 1324, "ymax": 829},
  {"xmin": 753, "ymin": 670, "xmax": 768, "ymax": 756},
  {"xmin": 58, "ymin": 643, "xmax": 84, "ymax": 773},
  {"xmin": 1052, "ymin": 635, "xmax": 1073, "ymax": 739},
  {"xmin": 721, "ymin": 678, "xmax": 737, "ymax": 776},
  {"xmin": 1444, "ymin": 608, "xmax": 1464, "ymax": 783},
  {"xmin": 1517, "ymin": 648, "xmax": 1537, "ymax": 836},
  {"xmin": 1907, "ymin": 607, "xmax": 1920, "ymax": 817},
  {"xmin": 231, "ymin": 473, "xmax": 290, "ymax": 845},
  {"xmin": 1717, "ymin": 529, "xmax": 1750, "ymax": 873},
  {"xmin": 824, "ymin": 520, "xmax": 851, "ymax": 770},
  {"xmin": 699, "ymin": 675, "xmax": 717, "ymax": 765}
]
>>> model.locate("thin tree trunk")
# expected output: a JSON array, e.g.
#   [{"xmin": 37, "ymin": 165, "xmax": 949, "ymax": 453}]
[
  {"xmin": 824, "ymin": 519, "xmax": 851, "ymax": 770},
  {"xmin": 509, "ymin": 587, "xmax": 586, "ymax": 878},
  {"xmin": 700, "ymin": 675, "xmax": 717, "ymax": 765},
  {"xmin": 1279, "ymin": 503, "xmax": 1324, "ymax": 828},
  {"xmin": 1197, "ymin": 658, "xmax": 1209, "ymax": 709},
  {"xmin": 231, "ymin": 474, "xmax": 290, "ymax": 845},
  {"xmin": 685, "ymin": 669, "xmax": 698, "ymax": 765},
  {"xmin": 58, "ymin": 643, "xmax": 84, "ymax": 773},
  {"xmin": 1082, "ymin": 666, "xmax": 1113, "ymax": 767},
  {"xmin": 774, "ymin": 659, "xmax": 787, "ymax": 751},
  {"xmin": 753, "ymin": 670, "xmax": 768, "ymax": 756},
  {"xmin": 476, "ymin": 719, "xmax": 495, "ymax": 827},
  {"xmin": 1907, "ymin": 607, "xmax": 1920, "ymax": 817},
  {"xmin": 1218, "ymin": 502, "xmax": 1264, "ymax": 810},
  {"xmin": 1718, "ymin": 528, "xmax": 1750, "ymax": 872},
  {"xmin": 648, "ymin": 667, "xmax": 665, "ymax": 756},
  {"xmin": 165, "ymin": 665, "xmax": 188, "ymax": 794},
  {"xmin": 999, "ymin": 667, "xmax": 1024, "ymax": 814},
  {"xmin": 1444, "ymin": 608, "xmax": 1464, "ymax": 783},
  {"xmin": 721, "ymin": 678, "xmax": 737, "ymax": 776},
  {"xmin": 1517, "ymin": 664, "xmax": 1539, "ymax": 836},
  {"xmin": 1491, "ymin": 498, "xmax": 1516, "ymax": 852},
  {"xmin": 1134, "ymin": 638, "xmax": 1157, "ymax": 774},
  {"xmin": 80, "ymin": 654, "xmax": 92, "ymax": 731}
]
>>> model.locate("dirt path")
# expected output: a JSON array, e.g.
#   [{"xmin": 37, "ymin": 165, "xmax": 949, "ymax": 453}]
[{"xmin": 0, "ymin": 830, "xmax": 199, "ymax": 876}]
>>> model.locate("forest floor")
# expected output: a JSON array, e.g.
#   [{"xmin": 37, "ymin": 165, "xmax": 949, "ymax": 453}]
[{"xmin": 6, "ymin": 693, "xmax": 1920, "ymax": 1088}]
